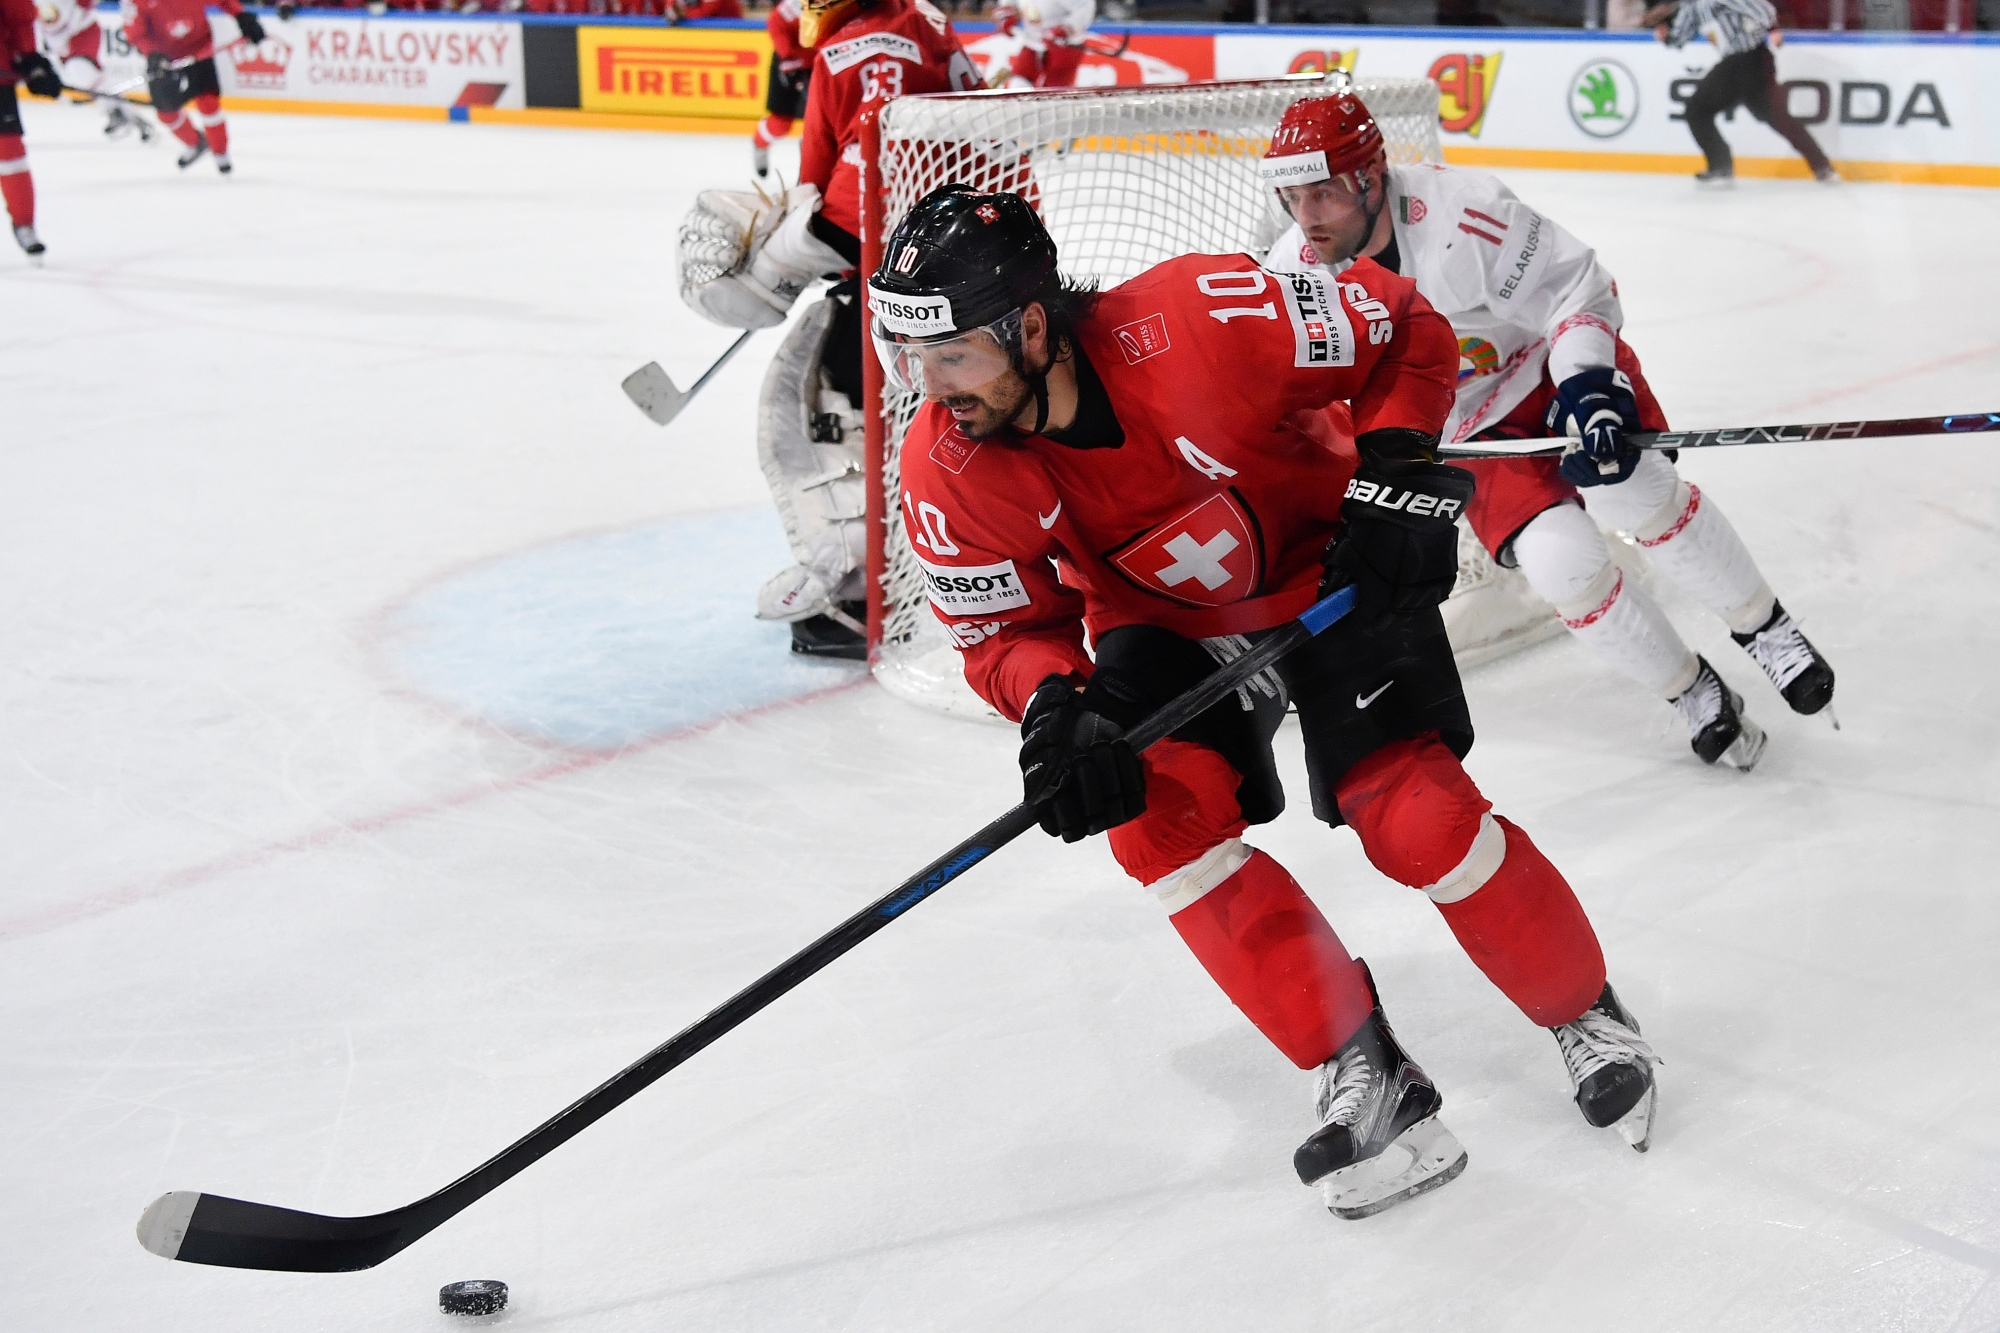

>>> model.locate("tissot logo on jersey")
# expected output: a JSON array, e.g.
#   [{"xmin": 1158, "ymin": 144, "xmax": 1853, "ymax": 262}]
[
  {"xmin": 1279, "ymin": 270, "xmax": 1354, "ymax": 369},
  {"xmin": 821, "ymin": 30, "xmax": 923, "ymax": 74},
  {"xmin": 915, "ymin": 556, "xmax": 1033, "ymax": 615},
  {"xmin": 1345, "ymin": 476, "xmax": 1464, "ymax": 521},
  {"xmin": 1107, "ymin": 492, "xmax": 1263, "ymax": 609}
]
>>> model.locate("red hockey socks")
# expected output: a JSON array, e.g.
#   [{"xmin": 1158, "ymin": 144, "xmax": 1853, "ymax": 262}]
[
  {"xmin": 161, "ymin": 110, "xmax": 202, "ymax": 150},
  {"xmin": 0, "ymin": 136, "xmax": 32, "ymax": 227},
  {"xmin": 1338, "ymin": 735, "xmax": 1605, "ymax": 1028},
  {"xmin": 1161, "ymin": 843, "xmax": 1375, "ymax": 1070},
  {"xmin": 753, "ymin": 115, "xmax": 790, "ymax": 149},
  {"xmin": 195, "ymin": 94, "xmax": 228, "ymax": 156},
  {"xmin": 1431, "ymin": 818, "xmax": 1606, "ymax": 1027}
]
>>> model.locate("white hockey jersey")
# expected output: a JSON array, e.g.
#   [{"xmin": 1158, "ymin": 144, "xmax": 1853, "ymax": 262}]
[
  {"xmin": 1009, "ymin": 0, "xmax": 1093, "ymax": 47},
  {"xmin": 35, "ymin": 0, "xmax": 100, "ymax": 53},
  {"xmin": 1266, "ymin": 162, "xmax": 1621, "ymax": 444}
]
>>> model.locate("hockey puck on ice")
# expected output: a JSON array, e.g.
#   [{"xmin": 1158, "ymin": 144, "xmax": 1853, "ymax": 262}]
[{"xmin": 439, "ymin": 1279, "xmax": 508, "ymax": 1316}]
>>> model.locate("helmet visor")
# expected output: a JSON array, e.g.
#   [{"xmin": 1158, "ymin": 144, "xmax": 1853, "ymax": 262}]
[{"xmin": 871, "ymin": 308, "xmax": 1024, "ymax": 397}]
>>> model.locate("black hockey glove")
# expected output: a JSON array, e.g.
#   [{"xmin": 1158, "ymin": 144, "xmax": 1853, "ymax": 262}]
[
  {"xmin": 146, "ymin": 52, "xmax": 170, "ymax": 79},
  {"xmin": 236, "ymin": 10, "xmax": 267, "ymax": 43},
  {"xmin": 1549, "ymin": 367, "xmax": 1641, "ymax": 488},
  {"xmin": 14, "ymin": 52, "xmax": 63, "ymax": 101},
  {"xmin": 276, "ymin": 0, "xmax": 295, "ymax": 17},
  {"xmin": 1019, "ymin": 672, "xmax": 1147, "ymax": 843},
  {"xmin": 1321, "ymin": 457, "xmax": 1476, "ymax": 620}
]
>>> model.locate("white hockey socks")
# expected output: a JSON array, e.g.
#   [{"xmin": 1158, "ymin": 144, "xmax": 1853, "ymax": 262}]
[
  {"xmin": 1584, "ymin": 454, "xmax": 1776, "ymax": 635},
  {"xmin": 1511, "ymin": 502, "xmax": 1699, "ymax": 699}
]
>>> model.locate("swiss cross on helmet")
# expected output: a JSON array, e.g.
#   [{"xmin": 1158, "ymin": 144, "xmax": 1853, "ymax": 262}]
[
  {"xmin": 1260, "ymin": 94, "xmax": 1386, "ymax": 193},
  {"xmin": 868, "ymin": 185, "xmax": 1061, "ymax": 401}
]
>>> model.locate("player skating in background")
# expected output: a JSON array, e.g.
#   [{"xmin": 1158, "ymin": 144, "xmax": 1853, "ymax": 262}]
[
  {"xmin": 874, "ymin": 184, "xmax": 1660, "ymax": 1218},
  {"xmin": 34, "ymin": 0, "xmax": 143, "ymax": 138},
  {"xmin": 991, "ymin": 0, "xmax": 1092, "ymax": 89},
  {"xmin": 122, "ymin": 0, "xmax": 264, "ymax": 173},
  {"xmin": 4, "ymin": 0, "xmax": 59, "ymax": 258},
  {"xmin": 751, "ymin": 0, "xmax": 807, "ymax": 178},
  {"xmin": 1645, "ymin": 0, "xmax": 1834, "ymax": 185},
  {"xmin": 1264, "ymin": 94, "xmax": 1835, "ymax": 769},
  {"xmin": 678, "ymin": 0, "xmax": 978, "ymax": 658}
]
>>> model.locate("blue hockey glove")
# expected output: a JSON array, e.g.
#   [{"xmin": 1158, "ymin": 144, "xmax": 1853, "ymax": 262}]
[{"xmin": 1548, "ymin": 367, "xmax": 1641, "ymax": 488}]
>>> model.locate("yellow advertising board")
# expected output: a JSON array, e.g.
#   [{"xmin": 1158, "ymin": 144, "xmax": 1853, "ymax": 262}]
[{"xmin": 577, "ymin": 26, "xmax": 772, "ymax": 119}]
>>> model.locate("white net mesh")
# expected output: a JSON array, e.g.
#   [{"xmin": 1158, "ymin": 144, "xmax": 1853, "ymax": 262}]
[{"xmin": 866, "ymin": 73, "xmax": 1554, "ymax": 720}]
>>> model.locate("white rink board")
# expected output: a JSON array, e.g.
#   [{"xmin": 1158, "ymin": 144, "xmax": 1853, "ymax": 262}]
[
  {"xmin": 89, "ymin": 10, "xmax": 527, "ymax": 109},
  {"xmin": 1215, "ymin": 29, "xmax": 2000, "ymax": 170},
  {"xmin": 5, "ymin": 105, "xmax": 2000, "ymax": 1333}
]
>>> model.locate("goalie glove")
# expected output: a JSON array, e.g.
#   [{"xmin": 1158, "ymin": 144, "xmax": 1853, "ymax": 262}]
[
  {"xmin": 1548, "ymin": 367, "xmax": 1641, "ymax": 488},
  {"xmin": 1019, "ymin": 672, "xmax": 1147, "ymax": 844},
  {"xmin": 1321, "ymin": 455, "xmax": 1475, "ymax": 621},
  {"xmin": 678, "ymin": 184, "xmax": 848, "ymax": 330}
]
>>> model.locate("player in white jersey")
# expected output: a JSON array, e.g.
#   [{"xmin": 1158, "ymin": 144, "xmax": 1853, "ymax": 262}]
[
  {"xmin": 1262, "ymin": 93, "xmax": 1835, "ymax": 768},
  {"xmin": 991, "ymin": 0, "xmax": 1093, "ymax": 88},
  {"xmin": 33, "ymin": 0, "xmax": 140, "ymax": 138}
]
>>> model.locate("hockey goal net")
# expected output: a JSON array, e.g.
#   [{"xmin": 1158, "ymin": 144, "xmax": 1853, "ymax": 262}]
[{"xmin": 859, "ymin": 72, "xmax": 1558, "ymax": 723}]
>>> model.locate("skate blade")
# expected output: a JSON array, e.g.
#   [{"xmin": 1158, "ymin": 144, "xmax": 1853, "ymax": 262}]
[
  {"xmin": 1322, "ymin": 1115, "xmax": 1469, "ymax": 1220},
  {"xmin": 1614, "ymin": 1082, "xmax": 1657, "ymax": 1153},
  {"xmin": 1721, "ymin": 717, "xmax": 1767, "ymax": 771},
  {"xmin": 1822, "ymin": 705, "xmax": 1841, "ymax": 732}
]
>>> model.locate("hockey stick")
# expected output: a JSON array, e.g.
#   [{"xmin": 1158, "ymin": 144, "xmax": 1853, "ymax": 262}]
[
  {"xmin": 58, "ymin": 81, "xmax": 152, "ymax": 108},
  {"xmin": 1437, "ymin": 410, "xmax": 2000, "ymax": 459},
  {"xmin": 621, "ymin": 329, "xmax": 757, "ymax": 427},
  {"xmin": 1082, "ymin": 29, "xmax": 1132, "ymax": 58},
  {"xmin": 135, "ymin": 585, "xmax": 1358, "ymax": 1273}
]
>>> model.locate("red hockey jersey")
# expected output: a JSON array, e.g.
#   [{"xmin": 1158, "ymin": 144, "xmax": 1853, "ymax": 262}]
[
  {"xmin": 799, "ymin": 0, "xmax": 977, "ymax": 237},
  {"xmin": 897, "ymin": 253, "xmax": 1459, "ymax": 721},
  {"xmin": 768, "ymin": 0, "xmax": 806, "ymax": 64},
  {"xmin": 2, "ymin": 0, "xmax": 37, "ymax": 77},
  {"xmin": 123, "ymin": 0, "xmax": 243, "ymax": 62}
]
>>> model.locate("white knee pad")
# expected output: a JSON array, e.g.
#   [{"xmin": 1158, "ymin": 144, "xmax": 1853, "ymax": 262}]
[
  {"xmin": 62, "ymin": 55, "xmax": 103, "ymax": 92},
  {"xmin": 1510, "ymin": 501, "xmax": 1615, "ymax": 613},
  {"xmin": 1148, "ymin": 838, "xmax": 1253, "ymax": 913}
]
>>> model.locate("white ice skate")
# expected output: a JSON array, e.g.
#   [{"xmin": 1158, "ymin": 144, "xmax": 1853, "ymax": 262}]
[
  {"xmin": 1295, "ymin": 976, "xmax": 1468, "ymax": 1219},
  {"xmin": 1551, "ymin": 983, "xmax": 1660, "ymax": 1152},
  {"xmin": 13, "ymin": 223, "xmax": 44, "ymax": 264}
]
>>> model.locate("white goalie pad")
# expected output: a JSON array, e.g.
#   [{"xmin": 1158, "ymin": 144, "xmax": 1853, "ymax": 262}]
[
  {"xmin": 754, "ymin": 295, "xmax": 868, "ymax": 624},
  {"xmin": 678, "ymin": 184, "xmax": 849, "ymax": 331}
]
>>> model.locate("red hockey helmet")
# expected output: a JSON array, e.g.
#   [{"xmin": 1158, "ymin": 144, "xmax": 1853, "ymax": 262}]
[{"xmin": 1260, "ymin": 94, "xmax": 1386, "ymax": 192}]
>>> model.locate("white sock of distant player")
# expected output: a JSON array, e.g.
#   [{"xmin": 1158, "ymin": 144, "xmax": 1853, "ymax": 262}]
[
  {"xmin": 1583, "ymin": 452, "xmax": 1776, "ymax": 635},
  {"xmin": 1510, "ymin": 500, "xmax": 1701, "ymax": 699}
]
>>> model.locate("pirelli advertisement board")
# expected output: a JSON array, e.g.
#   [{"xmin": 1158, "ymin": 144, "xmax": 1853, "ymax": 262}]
[{"xmin": 576, "ymin": 26, "xmax": 773, "ymax": 119}]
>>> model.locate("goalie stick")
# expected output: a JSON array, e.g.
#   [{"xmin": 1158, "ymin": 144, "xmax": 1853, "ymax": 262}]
[
  {"xmin": 1438, "ymin": 409, "xmax": 2000, "ymax": 459},
  {"xmin": 135, "ymin": 585, "xmax": 1361, "ymax": 1274},
  {"xmin": 622, "ymin": 329, "xmax": 757, "ymax": 427}
]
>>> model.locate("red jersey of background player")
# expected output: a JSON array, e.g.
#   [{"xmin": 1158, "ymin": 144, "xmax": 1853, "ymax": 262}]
[
  {"xmin": 768, "ymin": 0, "xmax": 805, "ymax": 59},
  {"xmin": 799, "ymin": 0, "xmax": 977, "ymax": 238},
  {"xmin": 2, "ymin": 0, "xmax": 34, "ymax": 74},
  {"xmin": 122, "ymin": 0, "xmax": 244, "ymax": 62},
  {"xmin": 898, "ymin": 253, "xmax": 1458, "ymax": 718}
]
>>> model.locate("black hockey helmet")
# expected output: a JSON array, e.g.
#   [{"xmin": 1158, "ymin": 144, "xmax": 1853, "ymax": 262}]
[{"xmin": 868, "ymin": 186, "xmax": 1061, "ymax": 403}]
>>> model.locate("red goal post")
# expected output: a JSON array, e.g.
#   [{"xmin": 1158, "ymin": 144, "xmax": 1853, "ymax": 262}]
[{"xmin": 860, "ymin": 72, "xmax": 1559, "ymax": 722}]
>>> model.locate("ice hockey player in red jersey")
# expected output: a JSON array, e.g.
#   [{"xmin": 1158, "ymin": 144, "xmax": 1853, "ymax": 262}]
[
  {"xmin": 872, "ymin": 184, "xmax": 1661, "ymax": 1218},
  {"xmin": 678, "ymin": 0, "xmax": 977, "ymax": 659},
  {"xmin": 1262, "ymin": 94, "xmax": 1836, "ymax": 769},
  {"xmin": 3, "ymin": 0, "xmax": 59, "ymax": 258},
  {"xmin": 751, "ymin": 0, "xmax": 808, "ymax": 179},
  {"xmin": 124, "ymin": 0, "xmax": 264, "ymax": 173}
]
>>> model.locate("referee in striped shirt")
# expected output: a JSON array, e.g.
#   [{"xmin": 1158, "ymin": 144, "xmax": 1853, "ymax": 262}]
[{"xmin": 1646, "ymin": 0, "xmax": 1837, "ymax": 184}]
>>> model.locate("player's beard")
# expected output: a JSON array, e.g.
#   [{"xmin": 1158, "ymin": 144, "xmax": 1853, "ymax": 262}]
[
  {"xmin": 939, "ymin": 370, "xmax": 1037, "ymax": 440},
  {"xmin": 1302, "ymin": 184, "xmax": 1385, "ymax": 265}
]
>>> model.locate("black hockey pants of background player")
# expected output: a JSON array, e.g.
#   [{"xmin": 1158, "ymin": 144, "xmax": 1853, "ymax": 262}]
[{"xmin": 1684, "ymin": 47, "xmax": 1831, "ymax": 176}]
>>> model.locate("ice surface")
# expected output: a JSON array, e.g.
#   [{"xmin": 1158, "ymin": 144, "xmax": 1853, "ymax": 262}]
[{"xmin": 4, "ymin": 99, "xmax": 2000, "ymax": 1333}]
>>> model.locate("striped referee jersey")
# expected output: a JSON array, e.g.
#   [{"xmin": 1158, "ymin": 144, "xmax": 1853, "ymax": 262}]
[{"xmin": 1665, "ymin": 0, "xmax": 1777, "ymax": 56}]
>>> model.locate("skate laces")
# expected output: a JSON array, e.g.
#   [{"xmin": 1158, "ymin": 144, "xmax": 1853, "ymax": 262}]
[
  {"xmin": 1741, "ymin": 613, "xmax": 1815, "ymax": 690},
  {"xmin": 1673, "ymin": 663, "xmax": 1723, "ymax": 734},
  {"xmin": 1554, "ymin": 1008, "xmax": 1659, "ymax": 1091},
  {"xmin": 1314, "ymin": 1047, "xmax": 1380, "ymax": 1128}
]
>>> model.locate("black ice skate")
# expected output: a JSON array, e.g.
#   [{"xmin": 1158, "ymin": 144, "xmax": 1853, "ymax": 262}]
[
  {"xmin": 1295, "ymin": 972, "xmax": 1468, "ymax": 1219},
  {"xmin": 1732, "ymin": 601, "xmax": 1835, "ymax": 717},
  {"xmin": 1551, "ymin": 983, "xmax": 1660, "ymax": 1152},
  {"xmin": 1672, "ymin": 656, "xmax": 1765, "ymax": 770},
  {"xmin": 177, "ymin": 134, "xmax": 209, "ymax": 170},
  {"xmin": 13, "ymin": 223, "xmax": 44, "ymax": 262},
  {"xmin": 753, "ymin": 143, "xmax": 770, "ymax": 178},
  {"xmin": 790, "ymin": 600, "xmax": 867, "ymax": 660},
  {"xmin": 1693, "ymin": 165, "xmax": 1735, "ymax": 186}
]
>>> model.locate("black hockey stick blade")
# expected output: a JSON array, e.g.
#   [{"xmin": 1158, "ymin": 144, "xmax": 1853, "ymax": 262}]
[
  {"xmin": 622, "ymin": 329, "xmax": 757, "ymax": 427},
  {"xmin": 134, "ymin": 584, "xmax": 1358, "ymax": 1273},
  {"xmin": 1439, "ymin": 410, "xmax": 2000, "ymax": 459}
]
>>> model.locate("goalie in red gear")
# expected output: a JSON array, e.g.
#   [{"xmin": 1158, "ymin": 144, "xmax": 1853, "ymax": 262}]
[
  {"xmin": 873, "ymin": 185, "xmax": 1661, "ymax": 1219},
  {"xmin": 124, "ymin": 0, "xmax": 263, "ymax": 174}
]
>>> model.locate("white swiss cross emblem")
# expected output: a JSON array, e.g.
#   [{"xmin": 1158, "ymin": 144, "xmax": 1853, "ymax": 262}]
[{"xmin": 1108, "ymin": 493, "xmax": 1261, "ymax": 608}]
